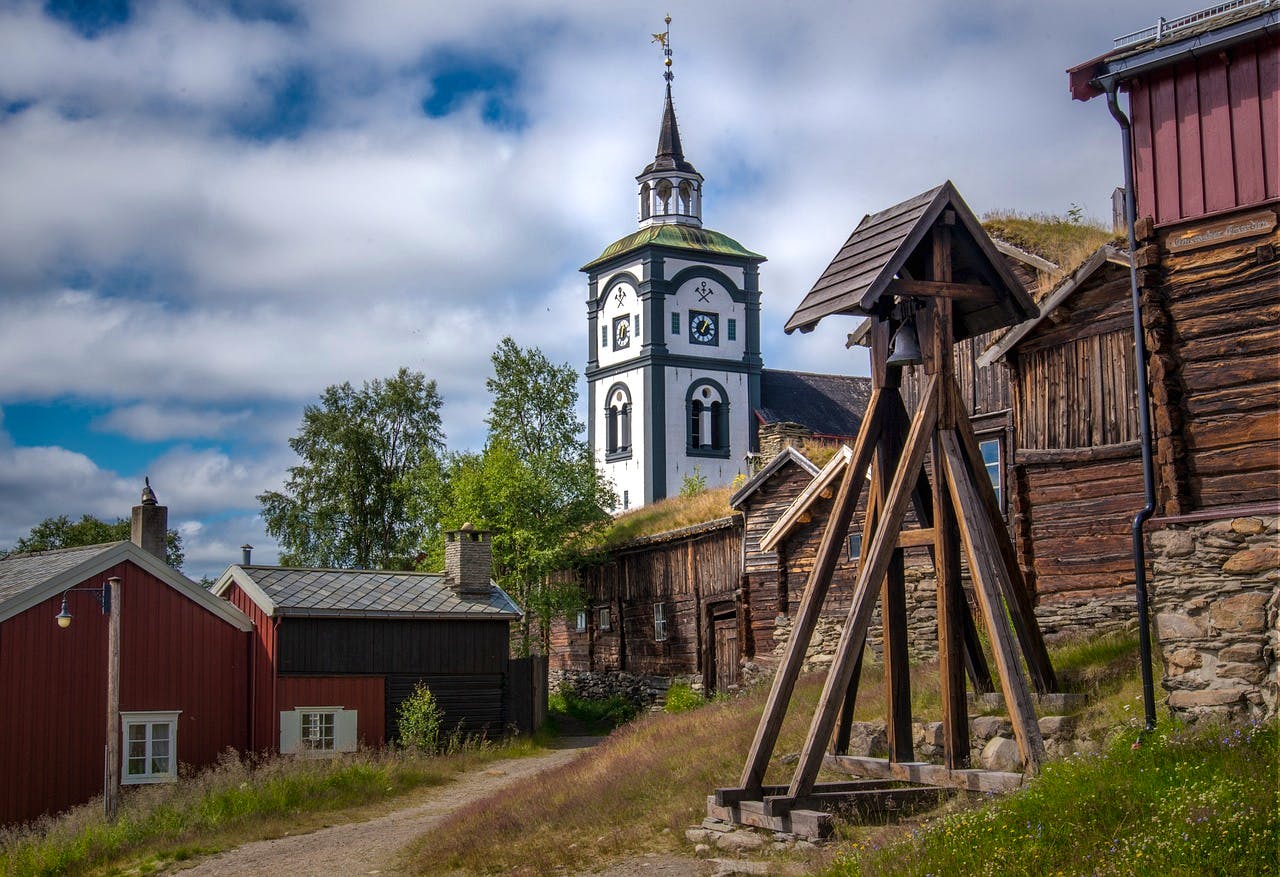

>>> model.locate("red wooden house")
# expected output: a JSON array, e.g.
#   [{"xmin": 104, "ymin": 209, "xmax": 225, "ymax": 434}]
[{"xmin": 0, "ymin": 489, "xmax": 254, "ymax": 826}]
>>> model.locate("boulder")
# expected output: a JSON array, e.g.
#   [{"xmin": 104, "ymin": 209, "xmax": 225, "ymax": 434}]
[
  {"xmin": 1222, "ymin": 547, "xmax": 1279, "ymax": 575},
  {"xmin": 981, "ymin": 736, "xmax": 1022, "ymax": 772},
  {"xmin": 715, "ymin": 830, "xmax": 765, "ymax": 853}
]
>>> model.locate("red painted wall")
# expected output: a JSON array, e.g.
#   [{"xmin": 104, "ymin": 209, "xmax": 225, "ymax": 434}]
[
  {"xmin": 224, "ymin": 582, "xmax": 277, "ymax": 754},
  {"xmin": 0, "ymin": 561, "xmax": 251, "ymax": 825},
  {"xmin": 277, "ymin": 676, "xmax": 386, "ymax": 747},
  {"xmin": 1130, "ymin": 32, "xmax": 1279, "ymax": 225}
]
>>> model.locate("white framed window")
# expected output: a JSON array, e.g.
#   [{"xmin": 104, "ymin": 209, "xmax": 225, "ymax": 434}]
[
  {"xmin": 280, "ymin": 707, "xmax": 358, "ymax": 755},
  {"xmin": 598, "ymin": 607, "xmax": 612, "ymax": 632},
  {"xmin": 121, "ymin": 711, "xmax": 180, "ymax": 784},
  {"xmin": 301, "ymin": 710, "xmax": 336, "ymax": 751},
  {"xmin": 653, "ymin": 604, "xmax": 668, "ymax": 642},
  {"xmin": 575, "ymin": 610, "xmax": 587, "ymax": 632}
]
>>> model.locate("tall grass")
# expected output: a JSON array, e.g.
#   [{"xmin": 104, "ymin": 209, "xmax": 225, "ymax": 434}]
[
  {"xmin": 828, "ymin": 721, "xmax": 1278, "ymax": 876},
  {"xmin": 981, "ymin": 210, "xmax": 1116, "ymax": 281},
  {"xmin": 593, "ymin": 487, "xmax": 734, "ymax": 547},
  {"xmin": 406, "ymin": 674, "xmax": 832, "ymax": 875},
  {"xmin": 0, "ymin": 739, "xmax": 542, "ymax": 877}
]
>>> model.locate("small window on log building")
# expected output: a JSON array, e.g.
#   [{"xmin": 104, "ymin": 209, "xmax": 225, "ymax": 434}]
[
  {"xmin": 598, "ymin": 607, "xmax": 612, "ymax": 632},
  {"xmin": 847, "ymin": 532, "xmax": 862, "ymax": 560},
  {"xmin": 653, "ymin": 603, "xmax": 668, "ymax": 641},
  {"xmin": 979, "ymin": 437, "xmax": 1005, "ymax": 513},
  {"xmin": 575, "ymin": 610, "xmax": 587, "ymax": 633}
]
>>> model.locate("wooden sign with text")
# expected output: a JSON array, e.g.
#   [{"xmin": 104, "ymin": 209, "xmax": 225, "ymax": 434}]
[{"xmin": 1166, "ymin": 209, "xmax": 1276, "ymax": 253}]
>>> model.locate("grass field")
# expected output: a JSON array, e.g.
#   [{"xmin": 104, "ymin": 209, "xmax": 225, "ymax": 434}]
[{"xmin": 0, "ymin": 737, "xmax": 547, "ymax": 877}]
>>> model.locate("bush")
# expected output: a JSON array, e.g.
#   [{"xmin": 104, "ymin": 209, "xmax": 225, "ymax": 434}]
[
  {"xmin": 679, "ymin": 467, "xmax": 707, "ymax": 498},
  {"xmin": 397, "ymin": 683, "xmax": 444, "ymax": 753},
  {"xmin": 547, "ymin": 688, "xmax": 640, "ymax": 731},
  {"xmin": 663, "ymin": 682, "xmax": 705, "ymax": 714}
]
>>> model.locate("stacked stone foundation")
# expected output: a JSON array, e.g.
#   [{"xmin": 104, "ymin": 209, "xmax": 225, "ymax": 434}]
[{"xmin": 1149, "ymin": 515, "xmax": 1279, "ymax": 722}]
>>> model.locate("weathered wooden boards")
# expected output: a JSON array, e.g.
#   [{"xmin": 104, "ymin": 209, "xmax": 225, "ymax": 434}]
[{"xmin": 823, "ymin": 755, "xmax": 1026, "ymax": 794}]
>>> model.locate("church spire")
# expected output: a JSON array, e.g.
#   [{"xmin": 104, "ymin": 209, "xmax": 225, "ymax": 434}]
[{"xmin": 637, "ymin": 16, "xmax": 703, "ymax": 228}]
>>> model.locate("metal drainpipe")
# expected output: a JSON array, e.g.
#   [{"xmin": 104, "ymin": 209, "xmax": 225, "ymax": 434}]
[{"xmin": 1105, "ymin": 79, "xmax": 1158, "ymax": 733}]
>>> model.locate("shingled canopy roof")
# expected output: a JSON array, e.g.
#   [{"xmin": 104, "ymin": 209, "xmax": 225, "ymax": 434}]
[
  {"xmin": 757, "ymin": 369, "xmax": 873, "ymax": 438},
  {"xmin": 784, "ymin": 181, "xmax": 1037, "ymax": 342},
  {"xmin": 215, "ymin": 566, "xmax": 522, "ymax": 620}
]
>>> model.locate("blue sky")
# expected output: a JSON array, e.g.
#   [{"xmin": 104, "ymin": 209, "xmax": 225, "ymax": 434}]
[{"xmin": 0, "ymin": 0, "xmax": 1172, "ymax": 579}]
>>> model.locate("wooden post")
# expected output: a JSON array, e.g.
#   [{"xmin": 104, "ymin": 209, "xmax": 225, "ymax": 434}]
[
  {"xmin": 735, "ymin": 394, "xmax": 884, "ymax": 795},
  {"xmin": 787, "ymin": 376, "xmax": 939, "ymax": 801},
  {"xmin": 105, "ymin": 575, "xmax": 121, "ymax": 822},
  {"xmin": 940, "ymin": 434, "xmax": 1045, "ymax": 773}
]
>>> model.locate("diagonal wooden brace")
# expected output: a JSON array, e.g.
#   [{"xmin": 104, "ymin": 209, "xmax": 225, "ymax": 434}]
[
  {"xmin": 940, "ymin": 430, "xmax": 1046, "ymax": 774},
  {"xmin": 736, "ymin": 390, "xmax": 885, "ymax": 795},
  {"xmin": 786, "ymin": 374, "xmax": 940, "ymax": 801}
]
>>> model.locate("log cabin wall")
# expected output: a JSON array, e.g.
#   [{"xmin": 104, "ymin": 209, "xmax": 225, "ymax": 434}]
[
  {"xmin": 1155, "ymin": 212, "xmax": 1280, "ymax": 510},
  {"xmin": 547, "ymin": 519, "xmax": 742, "ymax": 679},
  {"xmin": 1006, "ymin": 259, "xmax": 1147, "ymax": 608}
]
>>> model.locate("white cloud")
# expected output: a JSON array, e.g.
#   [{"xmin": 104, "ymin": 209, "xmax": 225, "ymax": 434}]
[{"xmin": 92, "ymin": 403, "xmax": 252, "ymax": 441}]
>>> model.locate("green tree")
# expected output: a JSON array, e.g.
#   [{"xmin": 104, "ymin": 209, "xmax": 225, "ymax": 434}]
[
  {"xmin": 10, "ymin": 514, "xmax": 185, "ymax": 569},
  {"xmin": 434, "ymin": 339, "xmax": 614, "ymax": 654},
  {"xmin": 260, "ymin": 368, "xmax": 446, "ymax": 569}
]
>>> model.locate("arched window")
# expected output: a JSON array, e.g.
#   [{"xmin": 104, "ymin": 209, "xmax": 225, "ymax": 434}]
[
  {"xmin": 604, "ymin": 383, "xmax": 632, "ymax": 461},
  {"xmin": 657, "ymin": 180, "xmax": 672, "ymax": 214},
  {"xmin": 678, "ymin": 180, "xmax": 693, "ymax": 215},
  {"xmin": 686, "ymin": 380, "xmax": 730, "ymax": 458},
  {"xmin": 639, "ymin": 183, "xmax": 651, "ymax": 220}
]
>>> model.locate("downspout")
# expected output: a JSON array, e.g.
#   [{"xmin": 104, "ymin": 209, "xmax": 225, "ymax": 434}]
[{"xmin": 1104, "ymin": 79, "xmax": 1158, "ymax": 733}]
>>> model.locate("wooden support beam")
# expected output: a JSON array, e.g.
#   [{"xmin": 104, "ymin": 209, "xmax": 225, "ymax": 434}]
[
  {"xmin": 823, "ymin": 754, "xmax": 1027, "ymax": 793},
  {"xmin": 763, "ymin": 786, "xmax": 952, "ymax": 819},
  {"xmin": 895, "ymin": 527, "xmax": 936, "ymax": 549},
  {"xmin": 940, "ymin": 431, "xmax": 1046, "ymax": 775},
  {"xmin": 715, "ymin": 780, "xmax": 898, "ymax": 806},
  {"xmin": 950, "ymin": 380, "xmax": 1057, "ymax": 694},
  {"xmin": 705, "ymin": 798, "xmax": 833, "ymax": 839},
  {"xmin": 933, "ymin": 428, "xmax": 969, "ymax": 769},
  {"xmin": 887, "ymin": 279, "xmax": 996, "ymax": 300},
  {"xmin": 787, "ymin": 375, "xmax": 940, "ymax": 801},
  {"xmin": 736, "ymin": 392, "xmax": 885, "ymax": 795},
  {"xmin": 877, "ymin": 388, "xmax": 912, "ymax": 763}
]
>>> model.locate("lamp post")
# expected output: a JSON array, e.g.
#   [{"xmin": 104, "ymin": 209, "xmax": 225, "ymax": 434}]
[{"xmin": 56, "ymin": 575, "xmax": 121, "ymax": 821}]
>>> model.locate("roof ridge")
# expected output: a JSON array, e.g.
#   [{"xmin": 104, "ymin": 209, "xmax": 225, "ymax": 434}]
[
  {"xmin": 762, "ymin": 368, "xmax": 873, "ymax": 382},
  {"xmin": 242, "ymin": 564, "xmax": 444, "ymax": 576},
  {"xmin": 2, "ymin": 540, "xmax": 125, "ymax": 560}
]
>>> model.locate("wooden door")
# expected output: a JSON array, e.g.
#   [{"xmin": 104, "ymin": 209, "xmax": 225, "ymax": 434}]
[{"xmin": 714, "ymin": 616, "xmax": 740, "ymax": 693}]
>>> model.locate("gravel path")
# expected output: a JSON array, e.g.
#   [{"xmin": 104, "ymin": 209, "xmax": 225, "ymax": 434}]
[{"xmin": 176, "ymin": 738, "xmax": 600, "ymax": 877}]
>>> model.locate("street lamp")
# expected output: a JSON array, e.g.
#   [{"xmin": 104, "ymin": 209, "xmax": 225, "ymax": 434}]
[{"xmin": 56, "ymin": 576, "xmax": 121, "ymax": 821}]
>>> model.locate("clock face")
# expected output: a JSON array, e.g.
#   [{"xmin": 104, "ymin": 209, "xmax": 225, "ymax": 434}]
[
  {"xmin": 689, "ymin": 311, "xmax": 718, "ymax": 346},
  {"xmin": 612, "ymin": 315, "xmax": 631, "ymax": 350}
]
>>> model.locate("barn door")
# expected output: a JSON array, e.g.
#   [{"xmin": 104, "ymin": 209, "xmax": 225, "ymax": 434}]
[{"xmin": 713, "ymin": 615, "xmax": 740, "ymax": 693}]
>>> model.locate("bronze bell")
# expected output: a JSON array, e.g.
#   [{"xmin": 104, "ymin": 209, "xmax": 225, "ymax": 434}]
[{"xmin": 886, "ymin": 318, "xmax": 922, "ymax": 366}]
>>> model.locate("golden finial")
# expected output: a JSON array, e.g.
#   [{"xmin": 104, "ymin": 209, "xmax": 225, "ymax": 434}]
[{"xmin": 653, "ymin": 15, "xmax": 674, "ymax": 83}]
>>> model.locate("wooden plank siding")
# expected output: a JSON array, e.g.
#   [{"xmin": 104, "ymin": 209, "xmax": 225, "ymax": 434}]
[
  {"xmin": 224, "ymin": 582, "xmax": 277, "ymax": 753},
  {"xmin": 1129, "ymin": 32, "xmax": 1280, "ymax": 226},
  {"xmin": 277, "ymin": 676, "xmax": 385, "ymax": 747},
  {"xmin": 550, "ymin": 522, "xmax": 742, "ymax": 677},
  {"xmin": 0, "ymin": 561, "xmax": 250, "ymax": 826}
]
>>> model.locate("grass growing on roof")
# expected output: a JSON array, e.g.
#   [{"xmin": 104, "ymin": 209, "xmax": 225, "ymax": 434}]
[
  {"xmin": 592, "ymin": 486, "xmax": 734, "ymax": 547},
  {"xmin": 982, "ymin": 210, "xmax": 1117, "ymax": 282}
]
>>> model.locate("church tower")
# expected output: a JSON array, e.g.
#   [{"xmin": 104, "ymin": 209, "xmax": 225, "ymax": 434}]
[{"xmin": 583, "ymin": 18, "xmax": 765, "ymax": 510}]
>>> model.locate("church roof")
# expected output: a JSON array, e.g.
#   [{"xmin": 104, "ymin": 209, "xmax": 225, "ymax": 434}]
[
  {"xmin": 582, "ymin": 224, "xmax": 765, "ymax": 272},
  {"xmin": 756, "ymin": 369, "xmax": 873, "ymax": 439},
  {"xmin": 640, "ymin": 85, "xmax": 699, "ymax": 177}
]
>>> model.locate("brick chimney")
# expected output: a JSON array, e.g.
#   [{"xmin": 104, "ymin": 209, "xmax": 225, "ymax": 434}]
[
  {"xmin": 131, "ymin": 477, "xmax": 168, "ymax": 563},
  {"xmin": 444, "ymin": 523, "xmax": 492, "ymax": 596}
]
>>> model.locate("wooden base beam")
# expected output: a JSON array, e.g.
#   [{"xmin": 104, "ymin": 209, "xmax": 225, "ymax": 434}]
[{"xmin": 823, "ymin": 754, "xmax": 1026, "ymax": 793}]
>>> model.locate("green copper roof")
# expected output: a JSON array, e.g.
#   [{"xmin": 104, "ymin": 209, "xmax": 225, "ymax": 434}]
[{"xmin": 582, "ymin": 224, "xmax": 765, "ymax": 271}]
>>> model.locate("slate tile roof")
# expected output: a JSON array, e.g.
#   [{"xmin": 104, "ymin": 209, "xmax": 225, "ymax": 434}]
[
  {"xmin": 235, "ymin": 566, "xmax": 522, "ymax": 619},
  {"xmin": 0, "ymin": 542, "xmax": 123, "ymax": 605},
  {"xmin": 757, "ymin": 369, "xmax": 873, "ymax": 439}
]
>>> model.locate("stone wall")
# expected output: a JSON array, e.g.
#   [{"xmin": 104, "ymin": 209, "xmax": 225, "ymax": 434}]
[
  {"xmin": 1149, "ymin": 515, "xmax": 1279, "ymax": 721},
  {"xmin": 548, "ymin": 668, "xmax": 684, "ymax": 706},
  {"xmin": 768, "ymin": 554, "xmax": 1138, "ymax": 673}
]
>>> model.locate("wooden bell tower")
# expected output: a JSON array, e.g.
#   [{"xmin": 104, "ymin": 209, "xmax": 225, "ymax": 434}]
[{"xmin": 711, "ymin": 182, "xmax": 1059, "ymax": 838}]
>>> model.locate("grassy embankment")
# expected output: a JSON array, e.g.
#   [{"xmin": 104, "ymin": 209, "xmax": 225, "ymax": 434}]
[
  {"xmin": 407, "ymin": 632, "xmax": 1277, "ymax": 876},
  {"xmin": 0, "ymin": 737, "xmax": 547, "ymax": 877}
]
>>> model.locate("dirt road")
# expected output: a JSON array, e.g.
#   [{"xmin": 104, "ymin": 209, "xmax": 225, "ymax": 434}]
[{"xmin": 176, "ymin": 738, "xmax": 600, "ymax": 877}]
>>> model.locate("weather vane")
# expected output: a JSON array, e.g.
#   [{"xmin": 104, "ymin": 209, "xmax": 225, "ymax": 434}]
[{"xmin": 652, "ymin": 14, "xmax": 673, "ymax": 84}]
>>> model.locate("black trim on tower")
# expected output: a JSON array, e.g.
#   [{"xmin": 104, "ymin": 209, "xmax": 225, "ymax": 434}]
[{"xmin": 644, "ymin": 365, "xmax": 666, "ymax": 503}]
